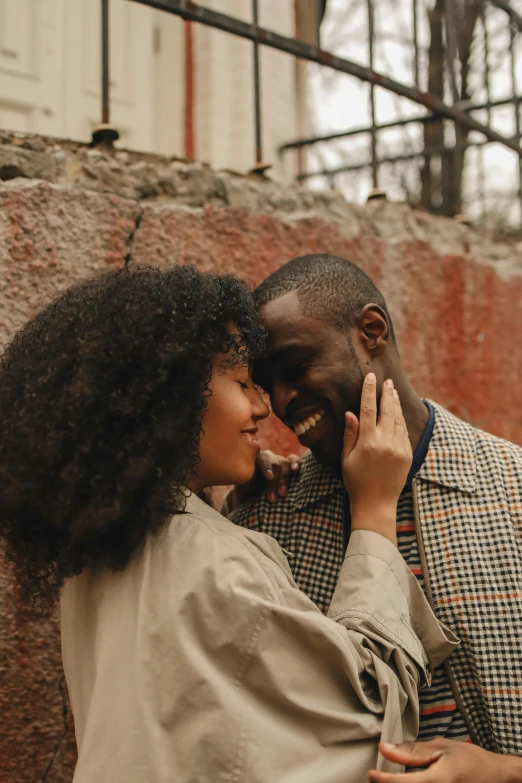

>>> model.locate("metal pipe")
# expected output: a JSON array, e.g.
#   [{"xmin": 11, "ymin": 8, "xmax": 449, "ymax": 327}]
[
  {"xmin": 279, "ymin": 95, "xmax": 522, "ymax": 151},
  {"xmin": 367, "ymin": 0, "xmax": 378, "ymax": 188},
  {"xmin": 252, "ymin": 0, "xmax": 262, "ymax": 164},
  {"xmin": 128, "ymin": 0, "xmax": 522, "ymax": 157},
  {"xmin": 91, "ymin": 0, "xmax": 119, "ymax": 146},
  {"xmin": 184, "ymin": 21, "xmax": 195, "ymax": 160},
  {"xmin": 101, "ymin": 0, "xmax": 110, "ymax": 124},
  {"xmin": 296, "ymin": 138, "xmax": 494, "ymax": 180}
]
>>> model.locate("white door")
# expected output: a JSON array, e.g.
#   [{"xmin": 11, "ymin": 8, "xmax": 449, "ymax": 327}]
[
  {"xmin": 0, "ymin": 0, "xmax": 183, "ymax": 155},
  {"xmin": 0, "ymin": 0, "xmax": 64, "ymax": 136}
]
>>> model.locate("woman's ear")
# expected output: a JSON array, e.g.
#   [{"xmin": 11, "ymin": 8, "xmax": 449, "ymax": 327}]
[{"xmin": 355, "ymin": 304, "xmax": 390, "ymax": 356}]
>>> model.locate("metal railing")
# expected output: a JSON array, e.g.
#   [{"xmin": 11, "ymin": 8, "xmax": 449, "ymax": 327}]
[
  {"xmin": 94, "ymin": 0, "xmax": 522, "ymax": 224},
  {"xmin": 279, "ymin": 0, "xmax": 522, "ymax": 222}
]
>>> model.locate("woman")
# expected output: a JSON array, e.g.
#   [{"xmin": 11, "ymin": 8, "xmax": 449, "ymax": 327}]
[{"xmin": 0, "ymin": 265, "xmax": 455, "ymax": 783}]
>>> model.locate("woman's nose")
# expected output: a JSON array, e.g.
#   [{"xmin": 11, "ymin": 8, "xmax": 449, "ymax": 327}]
[{"xmin": 251, "ymin": 387, "xmax": 270, "ymax": 421}]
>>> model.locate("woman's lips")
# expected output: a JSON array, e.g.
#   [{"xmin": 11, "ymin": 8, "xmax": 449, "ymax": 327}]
[{"xmin": 240, "ymin": 431, "xmax": 260, "ymax": 452}]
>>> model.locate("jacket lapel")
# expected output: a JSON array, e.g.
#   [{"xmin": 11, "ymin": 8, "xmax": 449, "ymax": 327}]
[{"xmin": 416, "ymin": 402, "xmax": 522, "ymax": 753}]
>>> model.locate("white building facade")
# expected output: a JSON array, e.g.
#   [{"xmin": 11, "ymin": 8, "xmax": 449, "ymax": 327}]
[{"xmin": 0, "ymin": 0, "xmax": 318, "ymax": 178}]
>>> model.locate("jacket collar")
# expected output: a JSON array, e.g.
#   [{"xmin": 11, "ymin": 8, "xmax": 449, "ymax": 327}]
[
  {"xmin": 185, "ymin": 490, "xmax": 293, "ymax": 574},
  {"xmin": 287, "ymin": 400, "xmax": 478, "ymax": 506},
  {"xmin": 417, "ymin": 400, "xmax": 477, "ymax": 494}
]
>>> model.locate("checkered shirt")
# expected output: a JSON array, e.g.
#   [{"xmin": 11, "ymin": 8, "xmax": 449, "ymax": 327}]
[{"xmin": 229, "ymin": 401, "xmax": 522, "ymax": 755}]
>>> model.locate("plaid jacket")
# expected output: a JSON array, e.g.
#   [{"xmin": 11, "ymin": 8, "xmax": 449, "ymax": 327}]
[{"xmin": 230, "ymin": 402, "xmax": 522, "ymax": 754}]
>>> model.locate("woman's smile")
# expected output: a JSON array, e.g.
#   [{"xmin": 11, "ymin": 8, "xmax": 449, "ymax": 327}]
[{"xmin": 240, "ymin": 428, "xmax": 261, "ymax": 452}]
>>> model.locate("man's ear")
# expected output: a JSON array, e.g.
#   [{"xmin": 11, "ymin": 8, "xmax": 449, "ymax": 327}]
[{"xmin": 355, "ymin": 304, "xmax": 390, "ymax": 355}]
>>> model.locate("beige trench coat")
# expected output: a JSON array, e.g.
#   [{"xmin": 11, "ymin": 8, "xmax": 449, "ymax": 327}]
[{"xmin": 61, "ymin": 493, "xmax": 457, "ymax": 783}]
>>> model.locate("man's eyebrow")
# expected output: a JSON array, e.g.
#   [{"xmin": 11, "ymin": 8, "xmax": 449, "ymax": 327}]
[{"xmin": 263, "ymin": 342, "xmax": 313, "ymax": 364}]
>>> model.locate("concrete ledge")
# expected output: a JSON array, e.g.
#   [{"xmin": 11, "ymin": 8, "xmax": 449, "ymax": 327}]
[{"xmin": 1, "ymin": 130, "xmax": 521, "ymax": 275}]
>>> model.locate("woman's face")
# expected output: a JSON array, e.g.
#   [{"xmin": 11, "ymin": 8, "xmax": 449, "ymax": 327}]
[{"xmin": 194, "ymin": 356, "xmax": 270, "ymax": 491}]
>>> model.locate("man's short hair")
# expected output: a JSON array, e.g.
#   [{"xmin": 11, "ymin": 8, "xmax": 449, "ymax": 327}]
[{"xmin": 254, "ymin": 253, "xmax": 396, "ymax": 342}]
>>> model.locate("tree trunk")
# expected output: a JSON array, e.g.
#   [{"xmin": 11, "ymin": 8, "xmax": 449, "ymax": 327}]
[
  {"xmin": 421, "ymin": 0, "xmax": 480, "ymax": 216},
  {"xmin": 421, "ymin": 0, "xmax": 445, "ymax": 213}
]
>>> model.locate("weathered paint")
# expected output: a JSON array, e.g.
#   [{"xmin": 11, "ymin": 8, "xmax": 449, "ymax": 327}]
[{"xmin": 0, "ymin": 179, "xmax": 521, "ymax": 782}]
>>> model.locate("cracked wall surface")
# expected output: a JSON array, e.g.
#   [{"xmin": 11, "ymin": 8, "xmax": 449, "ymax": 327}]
[{"xmin": 0, "ymin": 131, "xmax": 522, "ymax": 781}]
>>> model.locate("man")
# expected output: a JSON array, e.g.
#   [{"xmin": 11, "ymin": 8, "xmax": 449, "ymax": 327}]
[{"xmin": 228, "ymin": 254, "xmax": 522, "ymax": 781}]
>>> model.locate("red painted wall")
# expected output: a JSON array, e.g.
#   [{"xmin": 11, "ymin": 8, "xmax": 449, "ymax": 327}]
[
  {"xmin": 132, "ymin": 202, "xmax": 522, "ymax": 449},
  {"xmin": 0, "ymin": 180, "xmax": 521, "ymax": 782}
]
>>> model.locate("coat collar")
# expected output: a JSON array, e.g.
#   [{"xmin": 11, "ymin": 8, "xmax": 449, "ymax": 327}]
[
  {"xmin": 184, "ymin": 491, "xmax": 293, "ymax": 574},
  {"xmin": 286, "ymin": 400, "xmax": 478, "ymax": 508},
  {"xmin": 417, "ymin": 401, "xmax": 477, "ymax": 494}
]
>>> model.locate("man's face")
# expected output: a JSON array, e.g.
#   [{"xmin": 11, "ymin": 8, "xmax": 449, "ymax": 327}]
[{"xmin": 254, "ymin": 291, "xmax": 365, "ymax": 468}]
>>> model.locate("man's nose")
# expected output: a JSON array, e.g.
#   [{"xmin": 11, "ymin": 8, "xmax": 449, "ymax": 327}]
[{"xmin": 270, "ymin": 382, "xmax": 298, "ymax": 420}]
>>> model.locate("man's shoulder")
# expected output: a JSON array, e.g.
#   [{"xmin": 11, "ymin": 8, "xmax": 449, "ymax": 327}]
[{"xmin": 427, "ymin": 400, "xmax": 522, "ymax": 478}]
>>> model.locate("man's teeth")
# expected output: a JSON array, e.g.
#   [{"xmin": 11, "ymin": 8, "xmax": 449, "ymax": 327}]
[{"xmin": 294, "ymin": 410, "xmax": 324, "ymax": 436}]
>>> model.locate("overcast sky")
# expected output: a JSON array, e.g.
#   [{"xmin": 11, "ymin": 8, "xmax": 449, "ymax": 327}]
[{"xmin": 308, "ymin": 0, "xmax": 522, "ymax": 226}]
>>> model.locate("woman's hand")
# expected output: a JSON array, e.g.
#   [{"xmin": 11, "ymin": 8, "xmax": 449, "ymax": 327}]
[
  {"xmin": 367, "ymin": 738, "xmax": 522, "ymax": 783},
  {"xmin": 342, "ymin": 373, "xmax": 412, "ymax": 546},
  {"xmin": 256, "ymin": 449, "xmax": 302, "ymax": 503},
  {"xmin": 224, "ymin": 450, "xmax": 302, "ymax": 513}
]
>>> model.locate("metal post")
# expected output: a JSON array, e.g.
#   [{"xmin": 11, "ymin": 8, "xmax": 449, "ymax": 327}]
[
  {"xmin": 509, "ymin": 21, "xmax": 522, "ymax": 225},
  {"xmin": 252, "ymin": 0, "xmax": 263, "ymax": 167},
  {"xmin": 101, "ymin": 0, "xmax": 110, "ymax": 124},
  {"xmin": 92, "ymin": 0, "xmax": 119, "ymax": 147}
]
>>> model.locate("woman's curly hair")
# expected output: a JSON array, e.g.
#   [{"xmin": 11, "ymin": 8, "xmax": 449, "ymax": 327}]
[{"xmin": 0, "ymin": 264, "xmax": 266, "ymax": 608}]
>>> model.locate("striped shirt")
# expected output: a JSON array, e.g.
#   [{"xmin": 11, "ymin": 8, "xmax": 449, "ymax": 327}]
[{"xmin": 396, "ymin": 487, "xmax": 469, "ymax": 741}]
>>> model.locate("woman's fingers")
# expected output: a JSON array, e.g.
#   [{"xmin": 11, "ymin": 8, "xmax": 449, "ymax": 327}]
[
  {"xmin": 256, "ymin": 450, "xmax": 301, "ymax": 502},
  {"xmin": 379, "ymin": 741, "xmax": 444, "ymax": 767},
  {"xmin": 287, "ymin": 454, "xmax": 302, "ymax": 473},
  {"xmin": 378, "ymin": 378, "xmax": 396, "ymax": 435},
  {"xmin": 358, "ymin": 372, "xmax": 377, "ymax": 437},
  {"xmin": 393, "ymin": 388, "xmax": 412, "ymax": 456},
  {"xmin": 343, "ymin": 411, "xmax": 360, "ymax": 461},
  {"xmin": 276, "ymin": 460, "xmax": 294, "ymax": 498},
  {"xmin": 276, "ymin": 454, "xmax": 302, "ymax": 497},
  {"xmin": 367, "ymin": 769, "xmax": 435, "ymax": 783},
  {"xmin": 367, "ymin": 740, "xmax": 447, "ymax": 783}
]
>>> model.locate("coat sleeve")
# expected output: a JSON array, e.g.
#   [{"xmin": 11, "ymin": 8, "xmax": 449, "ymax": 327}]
[{"xmin": 217, "ymin": 529, "xmax": 458, "ymax": 783}]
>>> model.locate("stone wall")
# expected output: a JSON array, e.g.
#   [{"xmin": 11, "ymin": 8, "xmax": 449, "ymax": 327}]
[{"xmin": 1, "ymin": 130, "xmax": 521, "ymax": 782}]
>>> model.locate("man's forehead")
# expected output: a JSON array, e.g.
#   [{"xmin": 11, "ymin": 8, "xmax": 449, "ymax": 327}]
[
  {"xmin": 259, "ymin": 290, "xmax": 302, "ymax": 328},
  {"xmin": 258, "ymin": 293, "xmax": 316, "ymax": 350}
]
